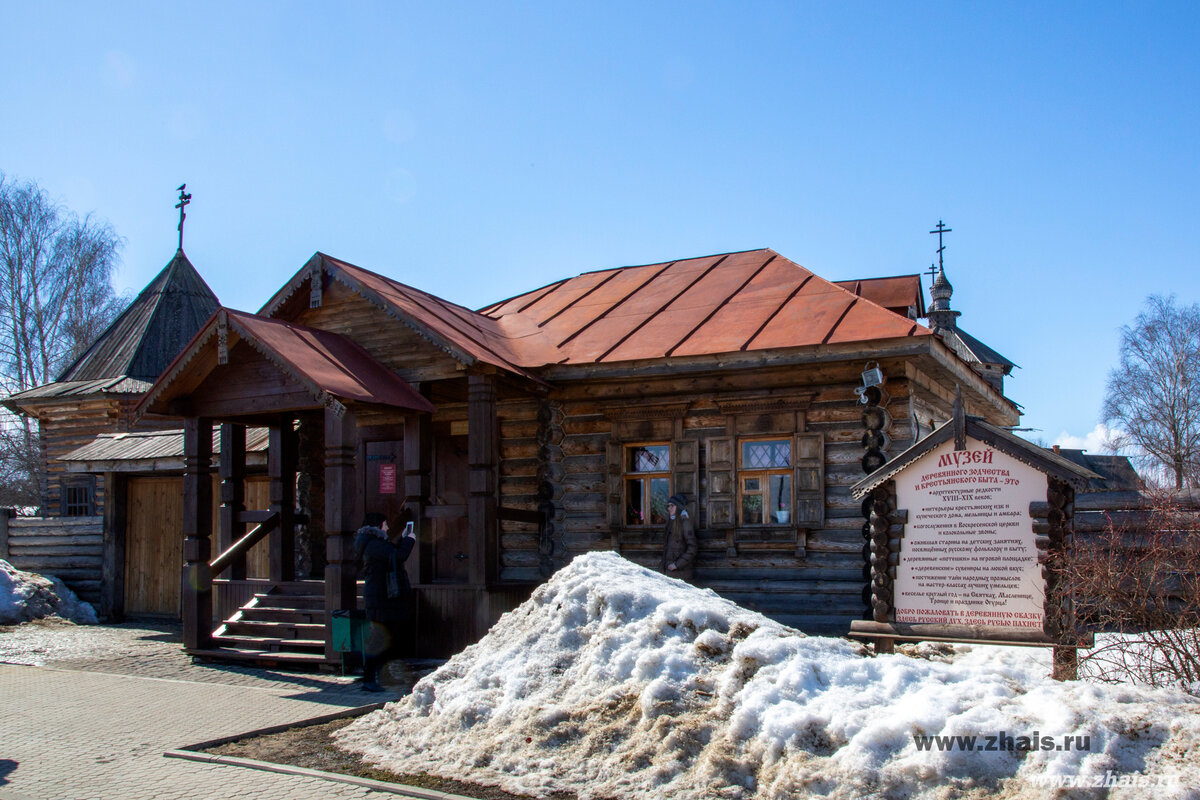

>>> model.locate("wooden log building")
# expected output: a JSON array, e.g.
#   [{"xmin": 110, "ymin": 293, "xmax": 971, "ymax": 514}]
[
  {"xmin": 2, "ymin": 250, "xmax": 221, "ymax": 608},
  {"xmin": 0, "ymin": 234, "xmax": 1036, "ymax": 665},
  {"xmin": 47, "ymin": 245, "xmax": 1011, "ymax": 666}
]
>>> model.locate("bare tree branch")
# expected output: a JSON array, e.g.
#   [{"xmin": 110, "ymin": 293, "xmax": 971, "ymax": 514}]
[
  {"xmin": 1102, "ymin": 294, "xmax": 1200, "ymax": 489},
  {"xmin": 0, "ymin": 172, "xmax": 125, "ymax": 509}
]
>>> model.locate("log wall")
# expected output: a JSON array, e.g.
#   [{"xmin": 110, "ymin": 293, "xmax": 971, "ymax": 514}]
[
  {"xmin": 0, "ymin": 515, "xmax": 104, "ymax": 605},
  {"xmin": 33, "ymin": 395, "xmax": 183, "ymax": 517},
  {"xmin": 492, "ymin": 360, "xmax": 920, "ymax": 635}
]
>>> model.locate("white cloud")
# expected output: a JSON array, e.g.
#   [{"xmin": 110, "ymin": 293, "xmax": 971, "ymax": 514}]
[{"xmin": 1052, "ymin": 423, "xmax": 1116, "ymax": 453}]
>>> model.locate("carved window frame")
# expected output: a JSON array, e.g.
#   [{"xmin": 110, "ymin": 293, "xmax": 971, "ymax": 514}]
[
  {"xmin": 737, "ymin": 437, "xmax": 794, "ymax": 527},
  {"xmin": 622, "ymin": 442, "xmax": 672, "ymax": 528},
  {"xmin": 604, "ymin": 402, "xmax": 695, "ymax": 536}
]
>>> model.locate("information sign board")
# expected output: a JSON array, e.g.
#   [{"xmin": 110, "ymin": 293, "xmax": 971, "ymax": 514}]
[{"xmin": 893, "ymin": 439, "xmax": 1046, "ymax": 631}]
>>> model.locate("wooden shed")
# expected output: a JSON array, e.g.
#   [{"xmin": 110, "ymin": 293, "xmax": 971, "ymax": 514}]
[{"xmin": 122, "ymin": 246, "xmax": 1019, "ymax": 665}]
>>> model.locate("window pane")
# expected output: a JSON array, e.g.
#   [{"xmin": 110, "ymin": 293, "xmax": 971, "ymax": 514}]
[
  {"xmin": 65, "ymin": 485, "xmax": 92, "ymax": 516},
  {"xmin": 628, "ymin": 445, "xmax": 670, "ymax": 473},
  {"xmin": 626, "ymin": 478, "xmax": 646, "ymax": 525},
  {"xmin": 742, "ymin": 440, "xmax": 791, "ymax": 469},
  {"xmin": 742, "ymin": 493, "xmax": 763, "ymax": 525},
  {"xmin": 770, "ymin": 474, "xmax": 792, "ymax": 524},
  {"xmin": 650, "ymin": 478, "xmax": 670, "ymax": 525},
  {"xmin": 744, "ymin": 477, "xmax": 760, "ymax": 491}
]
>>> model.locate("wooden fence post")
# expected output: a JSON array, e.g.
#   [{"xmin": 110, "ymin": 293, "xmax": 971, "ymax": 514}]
[{"xmin": 0, "ymin": 507, "xmax": 12, "ymax": 559}]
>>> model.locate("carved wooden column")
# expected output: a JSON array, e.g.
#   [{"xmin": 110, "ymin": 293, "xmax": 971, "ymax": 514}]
[
  {"xmin": 1044, "ymin": 477, "xmax": 1078, "ymax": 680},
  {"xmin": 324, "ymin": 406, "xmax": 358, "ymax": 661},
  {"xmin": 296, "ymin": 414, "xmax": 326, "ymax": 578},
  {"xmin": 404, "ymin": 408, "xmax": 433, "ymax": 582},
  {"xmin": 218, "ymin": 423, "xmax": 247, "ymax": 580},
  {"xmin": 535, "ymin": 399, "xmax": 566, "ymax": 577},
  {"xmin": 269, "ymin": 418, "xmax": 297, "ymax": 583},
  {"xmin": 182, "ymin": 417, "xmax": 214, "ymax": 650},
  {"xmin": 468, "ymin": 372, "xmax": 498, "ymax": 586}
]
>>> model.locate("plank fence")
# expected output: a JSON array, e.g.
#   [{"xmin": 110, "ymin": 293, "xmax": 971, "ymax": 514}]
[{"xmin": 0, "ymin": 511, "xmax": 104, "ymax": 605}]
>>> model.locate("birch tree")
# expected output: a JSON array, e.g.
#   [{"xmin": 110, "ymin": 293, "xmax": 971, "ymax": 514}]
[
  {"xmin": 0, "ymin": 172, "xmax": 125, "ymax": 507},
  {"xmin": 1102, "ymin": 294, "xmax": 1200, "ymax": 490}
]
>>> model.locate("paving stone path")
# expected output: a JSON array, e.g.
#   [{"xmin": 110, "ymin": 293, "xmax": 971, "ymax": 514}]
[{"xmin": 0, "ymin": 620, "xmax": 418, "ymax": 799}]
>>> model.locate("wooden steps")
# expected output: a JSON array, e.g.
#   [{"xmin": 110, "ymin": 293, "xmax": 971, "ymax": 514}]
[{"xmin": 193, "ymin": 581, "xmax": 333, "ymax": 667}]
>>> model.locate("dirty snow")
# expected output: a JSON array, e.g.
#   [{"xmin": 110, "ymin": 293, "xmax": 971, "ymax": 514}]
[
  {"xmin": 335, "ymin": 552, "xmax": 1200, "ymax": 799},
  {"xmin": 0, "ymin": 559, "xmax": 97, "ymax": 625}
]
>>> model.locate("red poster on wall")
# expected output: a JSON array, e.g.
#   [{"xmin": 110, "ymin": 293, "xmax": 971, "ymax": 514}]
[{"xmin": 379, "ymin": 463, "xmax": 397, "ymax": 494}]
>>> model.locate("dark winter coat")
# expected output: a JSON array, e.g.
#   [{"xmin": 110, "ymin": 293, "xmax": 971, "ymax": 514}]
[
  {"xmin": 354, "ymin": 526, "xmax": 415, "ymax": 623},
  {"xmin": 662, "ymin": 512, "xmax": 697, "ymax": 581}
]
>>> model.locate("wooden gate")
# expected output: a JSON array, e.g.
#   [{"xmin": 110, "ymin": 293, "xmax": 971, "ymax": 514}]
[
  {"xmin": 124, "ymin": 477, "xmax": 184, "ymax": 616},
  {"xmin": 123, "ymin": 476, "xmax": 272, "ymax": 616}
]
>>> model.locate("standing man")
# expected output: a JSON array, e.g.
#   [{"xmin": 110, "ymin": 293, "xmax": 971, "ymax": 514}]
[
  {"xmin": 662, "ymin": 494, "xmax": 697, "ymax": 581},
  {"xmin": 354, "ymin": 511, "xmax": 416, "ymax": 692}
]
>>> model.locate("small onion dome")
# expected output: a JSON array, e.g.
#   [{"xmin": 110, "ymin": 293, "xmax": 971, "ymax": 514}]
[{"xmin": 929, "ymin": 265, "xmax": 953, "ymax": 311}]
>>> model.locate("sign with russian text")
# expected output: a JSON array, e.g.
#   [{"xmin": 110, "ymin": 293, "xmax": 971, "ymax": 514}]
[
  {"xmin": 893, "ymin": 439, "xmax": 1045, "ymax": 630},
  {"xmin": 379, "ymin": 463, "xmax": 397, "ymax": 494}
]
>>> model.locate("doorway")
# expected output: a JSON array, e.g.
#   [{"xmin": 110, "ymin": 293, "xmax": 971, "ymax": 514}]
[{"xmin": 432, "ymin": 434, "xmax": 470, "ymax": 583}]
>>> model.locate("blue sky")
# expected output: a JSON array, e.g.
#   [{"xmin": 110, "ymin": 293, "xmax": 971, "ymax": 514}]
[{"xmin": 3, "ymin": 2, "xmax": 1198, "ymax": 448}]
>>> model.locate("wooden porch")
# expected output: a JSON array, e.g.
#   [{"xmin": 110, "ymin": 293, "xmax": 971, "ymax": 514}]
[{"xmin": 135, "ymin": 309, "xmax": 540, "ymax": 666}]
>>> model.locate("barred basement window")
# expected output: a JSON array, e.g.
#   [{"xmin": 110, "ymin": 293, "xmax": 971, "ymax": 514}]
[
  {"xmin": 624, "ymin": 443, "xmax": 670, "ymax": 526},
  {"xmin": 62, "ymin": 478, "xmax": 96, "ymax": 516}
]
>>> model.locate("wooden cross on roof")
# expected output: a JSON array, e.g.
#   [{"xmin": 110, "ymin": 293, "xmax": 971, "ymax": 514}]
[{"xmin": 175, "ymin": 184, "xmax": 192, "ymax": 251}]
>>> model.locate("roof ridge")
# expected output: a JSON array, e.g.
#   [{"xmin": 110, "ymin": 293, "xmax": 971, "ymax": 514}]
[
  {"xmin": 56, "ymin": 250, "xmax": 220, "ymax": 382},
  {"xmin": 571, "ymin": 247, "xmax": 772, "ymax": 279}
]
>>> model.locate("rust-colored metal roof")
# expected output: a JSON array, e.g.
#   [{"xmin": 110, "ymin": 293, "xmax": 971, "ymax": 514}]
[
  {"xmin": 481, "ymin": 249, "xmax": 931, "ymax": 365},
  {"xmin": 259, "ymin": 249, "xmax": 932, "ymax": 374},
  {"xmin": 834, "ymin": 274, "xmax": 926, "ymax": 319},
  {"xmin": 260, "ymin": 253, "xmax": 555, "ymax": 385},
  {"xmin": 140, "ymin": 309, "xmax": 436, "ymax": 417}
]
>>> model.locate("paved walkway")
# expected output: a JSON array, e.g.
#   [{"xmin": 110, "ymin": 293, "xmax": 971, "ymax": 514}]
[{"xmin": 0, "ymin": 621, "xmax": 425, "ymax": 800}]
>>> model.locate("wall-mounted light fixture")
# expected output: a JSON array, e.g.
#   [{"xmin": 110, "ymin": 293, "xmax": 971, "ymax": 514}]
[{"xmin": 854, "ymin": 361, "xmax": 889, "ymax": 406}]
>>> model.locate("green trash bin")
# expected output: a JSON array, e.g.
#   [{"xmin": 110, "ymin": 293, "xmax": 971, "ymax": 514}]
[{"xmin": 332, "ymin": 609, "xmax": 367, "ymax": 674}]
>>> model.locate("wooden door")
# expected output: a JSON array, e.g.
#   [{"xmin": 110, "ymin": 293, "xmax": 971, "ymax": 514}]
[
  {"xmin": 124, "ymin": 477, "xmax": 184, "ymax": 616},
  {"xmin": 364, "ymin": 439, "xmax": 405, "ymax": 522},
  {"xmin": 432, "ymin": 434, "xmax": 470, "ymax": 583}
]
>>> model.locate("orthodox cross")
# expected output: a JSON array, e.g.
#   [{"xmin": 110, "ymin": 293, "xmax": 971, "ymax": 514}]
[
  {"xmin": 929, "ymin": 219, "xmax": 951, "ymax": 271},
  {"xmin": 175, "ymin": 184, "xmax": 192, "ymax": 251},
  {"xmin": 925, "ymin": 263, "xmax": 938, "ymax": 288}
]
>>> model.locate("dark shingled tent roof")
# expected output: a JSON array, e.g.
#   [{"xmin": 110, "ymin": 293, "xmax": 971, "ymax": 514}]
[{"xmin": 58, "ymin": 249, "xmax": 220, "ymax": 383}]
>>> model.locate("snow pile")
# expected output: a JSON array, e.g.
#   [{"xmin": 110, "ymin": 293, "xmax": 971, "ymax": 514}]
[
  {"xmin": 0, "ymin": 559, "xmax": 97, "ymax": 625},
  {"xmin": 336, "ymin": 552, "xmax": 1200, "ymax": 799}
]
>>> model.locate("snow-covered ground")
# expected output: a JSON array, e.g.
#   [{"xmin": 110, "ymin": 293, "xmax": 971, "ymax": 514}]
[
  {"xmin": 0, "ymin": 559, "xmax": 97, "ymax": 625},
  {"xmin": 336, "ymin": 552, "xmax": 1200, "ymax": 799}
]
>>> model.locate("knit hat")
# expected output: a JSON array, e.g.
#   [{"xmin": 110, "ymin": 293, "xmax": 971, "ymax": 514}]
[
  {"xmin": 667, "ymin": 494, "xmax": 688, "ymax": 509},
  {"xmin": 361, "ymin": 511, "xmax": 387, "ymax": 529}
]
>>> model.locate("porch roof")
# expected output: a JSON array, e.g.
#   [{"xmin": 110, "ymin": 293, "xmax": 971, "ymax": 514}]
[
  {"xmin": 60, "ymin": 426, "xmax": 271, "ymax": 472},
  {"xmin": 138, "ymin": 309, "xmax": 436, "ymax": 418}
]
